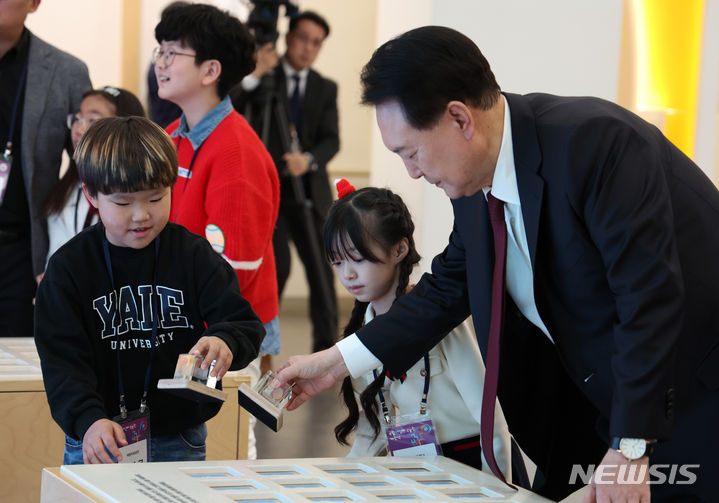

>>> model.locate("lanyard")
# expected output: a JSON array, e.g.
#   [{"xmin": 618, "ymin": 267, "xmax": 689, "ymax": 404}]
[
  {"xmin": 375, "ymin": 353, "xmax": 431, "ymax": 423},
  {"xmin": 73, "ymin": 187, "xmax": 99, "ymax": 233},
  {"xmin": 73, "ymin": 188, "xmax": 82, "ymax": 232},
  {"xmin": 102, "ymin": 232, "xmax": 160, "ymax": 418},
  {"xmin": 174, "ymin": 136, "xmax": 205, "ymax": 194},
  {"xmin": 4, "ymin": 56, "xmax": 30, "ymax": 157}
]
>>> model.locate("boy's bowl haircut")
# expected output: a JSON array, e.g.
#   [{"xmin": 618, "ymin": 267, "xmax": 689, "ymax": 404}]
[{"xmin": 75, "ymin": 117, "xmax": 178, "ymax": 196}]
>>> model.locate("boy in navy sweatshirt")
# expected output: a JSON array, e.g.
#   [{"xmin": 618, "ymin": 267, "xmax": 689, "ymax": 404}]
[{"xmin": 35, "ymin": 116, "xmax": 264, "ymax": 464}]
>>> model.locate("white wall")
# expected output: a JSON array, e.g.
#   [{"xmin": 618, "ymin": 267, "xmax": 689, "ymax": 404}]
[
  {"xmin": 431, "ymin": 1, "xmax": 622, "ymax": 100},
  {"xmin": 695, "ymin": 0, "xmax": 719, "ymax": 184},
  {"xmin": 25, "ymin": 0, "xmax": 123, "ymax": 88}
]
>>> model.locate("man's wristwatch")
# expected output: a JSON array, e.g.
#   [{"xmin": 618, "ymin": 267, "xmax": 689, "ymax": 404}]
[{"xmin": 611, "ymin": 437, "xmax": 656, "ymax": 460}]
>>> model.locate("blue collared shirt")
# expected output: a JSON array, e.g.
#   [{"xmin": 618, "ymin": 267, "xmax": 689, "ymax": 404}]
[{"xmin": 170, "ymin": 95, "xmax": 234, "ymax": 151}]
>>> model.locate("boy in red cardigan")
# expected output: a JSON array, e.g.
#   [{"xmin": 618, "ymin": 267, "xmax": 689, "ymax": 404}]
[{"xmin": 153, "ymin": 4, "xmax": 280, "ymax": 457}]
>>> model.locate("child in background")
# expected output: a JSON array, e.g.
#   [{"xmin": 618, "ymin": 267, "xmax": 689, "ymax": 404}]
[
  {"xmin": 153, "ymin": 4, "xmax": 280, "ymax": 457},
  {"xmin": 327, "ymin": 180, "xmax": 520, "ymax": 481},
  {"xmin": 43, "ymin": 87, "xmax": 145, "ymax": 266},
  {"xmin": 35, "ymin": 117, "xmax": 264, "ymax": 464}
]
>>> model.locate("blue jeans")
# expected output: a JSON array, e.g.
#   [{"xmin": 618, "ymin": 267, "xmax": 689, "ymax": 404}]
[
  {"xmin": 63, "ymin": 422, "xmax": 207, "ymax": 464},
  {"xmin": 259, "ymin": 315, "xmax": 280, "ymax": 355}
]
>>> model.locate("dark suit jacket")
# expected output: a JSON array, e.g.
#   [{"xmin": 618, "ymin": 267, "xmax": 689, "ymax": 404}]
[
  {"xmin": 23, "ymin": 32, "xmax": 91, "ymax": 275},
  {"xmin": 356, "ymin": 92, "xmax": 719, "ymax": 493},
  {"xmin": 231, "ymin": 65, "xmax": 339, "ymax": 218}
]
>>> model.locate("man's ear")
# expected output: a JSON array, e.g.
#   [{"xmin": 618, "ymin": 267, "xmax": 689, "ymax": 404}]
[
  {"xmin": 446, "ymin": 101, "xmax": 474, "ymax": 140},
  {"xmin": 82, "ymin": 184, "xmax": 98, "ymax": 209},
  {"xmin": 201, "ymin": 60, "xmax": 222, "ymax": 86}
]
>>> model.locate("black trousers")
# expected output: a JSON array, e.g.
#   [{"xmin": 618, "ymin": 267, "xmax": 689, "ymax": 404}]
[
  {"xmin": 0, "ymin": 238, "xmax": 36, "ymax": 337},
  {"xmin": 273, "ymin": 200, "xmax": 337, "ymax": 352}
]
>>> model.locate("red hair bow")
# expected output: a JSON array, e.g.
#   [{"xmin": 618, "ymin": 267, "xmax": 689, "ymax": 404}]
[{"xmin": 335, "ymin": 178, "xmax": 356, "ymax": 199}]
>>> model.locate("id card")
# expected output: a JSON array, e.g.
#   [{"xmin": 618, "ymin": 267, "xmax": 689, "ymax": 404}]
[
  {"xmin": 0, "ymin": 152, "xmax": 12, "ymax": 207},
  {"xmin": 385, "ymin": 411, "xmax": 442, "ymax": 458},
  {"xmin": 113, "ymin": 409, "xmax": 150, "ymax": 463}
]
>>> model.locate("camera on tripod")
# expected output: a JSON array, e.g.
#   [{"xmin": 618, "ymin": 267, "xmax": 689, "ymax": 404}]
[{"xmin": 247, "ymin": 0, "xmax": 299, "ymax": 46}]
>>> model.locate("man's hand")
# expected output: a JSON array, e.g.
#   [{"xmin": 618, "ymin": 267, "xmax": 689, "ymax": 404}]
[
  {"xmin": 251, "ymin": 42, "xmax": 279, "ymax": 79},
  {"xmin": 83, "ymin": 418, "xmax": 127, "ymax": 464},
  {"xmin": 189, "ymin": 336, "xmax": 232, "ymax": 379},
  {"xmin": 582, "ymin": 448, "xmax": 650, "ymax": 503},
  {"xmin": 283, "ymin": 152, "xmax": 310, "ymax": 177},
  {"xmin": 273, "ymin": 346, "xmax": 349, "ymax": 410}
]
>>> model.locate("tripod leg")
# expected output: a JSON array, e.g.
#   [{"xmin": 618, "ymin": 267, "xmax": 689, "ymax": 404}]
[
  {"xmin": 272, "ymin": 98, "xmax": 337, "ymax": 347},
  {"xmin": 286, "ymin": 204, "xmax": 338, "ymax": 351}
]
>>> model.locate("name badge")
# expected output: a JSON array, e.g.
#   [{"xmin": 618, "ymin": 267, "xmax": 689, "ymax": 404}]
[
  {"xmin": 0, "ymin": 152, "xmax": 12, "ymax": 207},
  {"xmin": 178, "ymin": 166, "xmax": 192, "ymax": 179},
  {"xmin": 385, "ymin": 410, "xmax": 442, "ymax": 458},
  {"xmin": 113, "ymin": 408, "xmax": 150, "ymax": 463}
]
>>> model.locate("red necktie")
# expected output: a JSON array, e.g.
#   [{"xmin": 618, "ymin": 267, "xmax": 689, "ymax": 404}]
[{"xmin": 480, "ymin": 192, "xmax": 511, "ymax": 485}]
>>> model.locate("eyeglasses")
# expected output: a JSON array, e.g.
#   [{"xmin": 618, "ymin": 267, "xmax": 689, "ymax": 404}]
[
  {"xmin": 152, "ymin": 46, "xmax": 196, "ymax": 67},
  {"xmin": 290, "ymin": 31, "xmax": 324, "ymax": 50},
  {"xmin": 66, "ymin": 113, "xmax": 102, "ymax": 130}
]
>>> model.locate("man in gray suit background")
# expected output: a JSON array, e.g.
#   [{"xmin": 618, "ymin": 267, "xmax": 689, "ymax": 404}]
[{"xmin": 0, "ymin": 0, "xmax": 91, "ymax": 337}]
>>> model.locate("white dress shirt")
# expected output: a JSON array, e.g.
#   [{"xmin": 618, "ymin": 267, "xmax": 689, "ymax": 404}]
[
  {"xmin": 240, "ymin": 59, "xmax": 309, "ymax": 99},
  {"xmin": 281, "ymin": 59, "xmax": 309, "ymax": 99}
]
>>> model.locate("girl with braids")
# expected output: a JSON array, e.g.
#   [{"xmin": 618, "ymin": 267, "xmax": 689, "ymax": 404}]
[{"xmin": 326, "ymin": 180, "xmax": 524, "ymax": 481}]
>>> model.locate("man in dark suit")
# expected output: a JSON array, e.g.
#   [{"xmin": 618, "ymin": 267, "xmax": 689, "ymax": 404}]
[
  {"xmin": 274, "ymin": 26, "xmax": 718, "ymax": 502},
  {"xmin": 0, "ymin": 0, "xmax": 91, "ymax": 337},
  {"xmin": 232, "ymin": 10, "xmax": 339, "ymax": 357}
]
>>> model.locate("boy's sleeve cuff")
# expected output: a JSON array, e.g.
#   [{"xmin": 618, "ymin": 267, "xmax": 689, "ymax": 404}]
[
  {"xmin": 74, "ymin": 408, "xmax": 109, "ymax": 441},
  {"xmin": 336, "ymin": 334, "xmax": 381, "ymax": 378}
]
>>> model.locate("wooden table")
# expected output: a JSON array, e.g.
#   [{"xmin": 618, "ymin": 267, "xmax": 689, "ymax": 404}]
[
  {"xmin": 0, "ymin": 338, "xmax": 250, "ymax": 503},
  {"xmin": 206, "ymin": 370, "xmax": 252, "ymax": 461},
  {"xmin": 41, "ymin": 456, "xmax": 557, "ymax": 503},
  {"xmin": 0, "ymin": 338, "xmax": 64, "ymax": 503}
]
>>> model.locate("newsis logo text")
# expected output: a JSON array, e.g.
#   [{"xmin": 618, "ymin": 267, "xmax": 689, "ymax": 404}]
[{"xmin": 569, "ymin": 464, "xmax": 699, "ymax": 485}]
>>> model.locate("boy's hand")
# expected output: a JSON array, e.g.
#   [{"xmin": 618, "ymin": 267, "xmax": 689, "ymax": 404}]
[
  {"xmin": 83, "ymin": 418, "xmax": 127, "ymax": 464},
  {"xmin": 189, "ymin": 336, "xmax": 232, "ymax": 380}
]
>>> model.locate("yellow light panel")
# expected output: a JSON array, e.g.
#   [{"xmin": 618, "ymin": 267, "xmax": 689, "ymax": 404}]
[{"xmin": 632, "ymin": 0, "xmax": 704, "ymax": 157}]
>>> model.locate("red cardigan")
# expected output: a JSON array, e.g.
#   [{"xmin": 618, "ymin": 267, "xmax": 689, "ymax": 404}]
[{"xmin": 168, "ymin": 111, "xmax": 280, "ymax": 324}]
